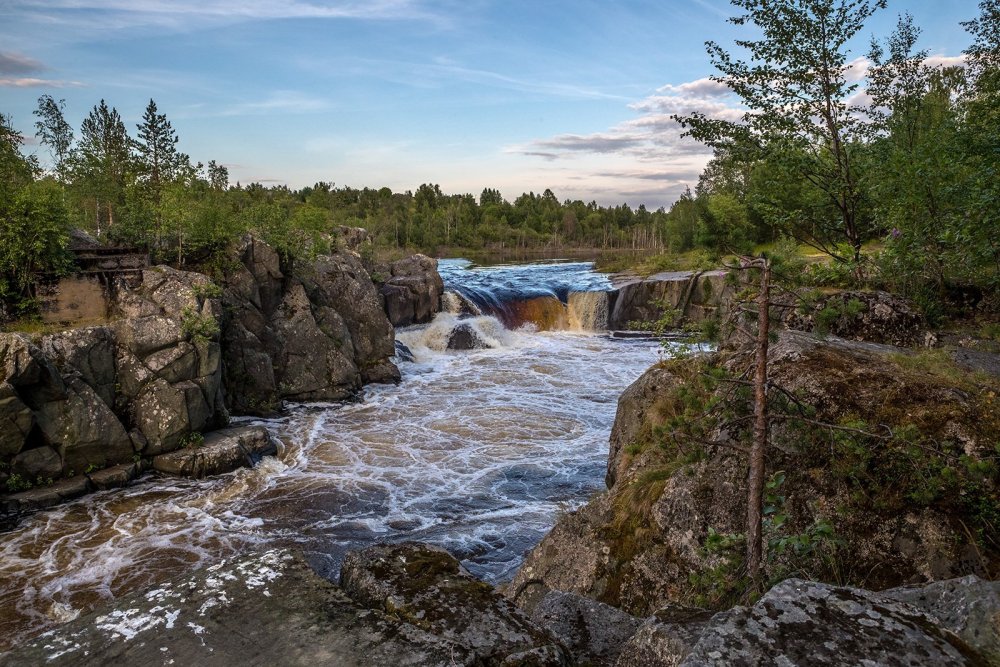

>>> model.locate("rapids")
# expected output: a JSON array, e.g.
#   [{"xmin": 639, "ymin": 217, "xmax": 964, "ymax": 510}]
[{"xmin": 0, "ymin": 259, "xmax": 668, "ymax": 652}]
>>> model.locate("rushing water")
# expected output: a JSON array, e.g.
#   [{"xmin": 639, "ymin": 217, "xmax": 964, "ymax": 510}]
[{"xmin": 0, "ymin": 259, "xmax": 664, "ymax": 651}]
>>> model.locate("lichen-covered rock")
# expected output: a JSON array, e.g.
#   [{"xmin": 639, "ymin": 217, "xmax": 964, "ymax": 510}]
[
  {"xmin": 40, "ymin": 327, "xmax": 117, "ymax": 408},
  {"xmin": 341, "ymin": 542, "xmax": 569, "ymax": 665},
  {"xmin": 378, "ymin": 254, "xmax": 444, "ymax": 327},
  {"xmin": 783, "ymin": 289, "xmax": 927, "ymax": 347},
  {"xmin": 221, "ymin": 236, "xmax": 399, "ymax": 415},
  {"xmin": 529, "ymin": 590, "xmax": 643, "ymax": 666},
  {"xmin": 614, "ymin": 605, "xmax": 715, "ymax": 667},
  {"xmin": 677, "ymin": 579, "xmax": 987, "ymax": 666},
  {"xmin": 883, "ymin": 575, "xmax": 1000, "ymax": 664},
  {"xmin": 0, "ymin": 549, "xmax": 490, "ymax": 667},
  {"xmin": 152, "ymin": 425, "xmax": 279, "ymax": 478}
]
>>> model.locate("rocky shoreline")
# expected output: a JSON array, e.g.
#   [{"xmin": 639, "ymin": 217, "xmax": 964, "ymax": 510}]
[
  {"xmin": 3, "ymin": 252, "xmax": 999, "ymax": 665},
  {"xmin": 0, "ymin": 233, "xmax": 444, "ymax": 523}
]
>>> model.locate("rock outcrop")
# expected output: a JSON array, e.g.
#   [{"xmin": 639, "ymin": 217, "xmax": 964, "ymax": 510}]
[
  {"xmin": 783, "ymin": 289, "xmax": 928, "ymax": 347},
  {"xmin": 220, "ymin": 236, "xmax": 399, "ymax": 415},
  {"xmin": 3, "ymin": 545, "xmax": 568, "ymax": 667},
  {"xmin": 0, "ymin": 266, "xmax": 227, "ymax": 494},
  {"xmin": 509, "ymin": 329, "xmax": 1000, "ymax": 618},
  {"xmin": 341, "ymin": 542, "xmax": 568, "ymax": 664},
  {"xmin": 615, "ymin": 579, "xmax": 991, "ymax": 666},
  {"xmin": 376, "ymin": 254, "xmax": 444, "ymax": 327},
  {"xmin": 609, "ymin": 270, "xmax": 730, "ymax": 331}
]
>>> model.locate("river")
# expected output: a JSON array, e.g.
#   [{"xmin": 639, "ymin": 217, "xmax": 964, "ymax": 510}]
[{"xmin": 0, "ymin": 259, "xmax": 666, "ymax": 651}]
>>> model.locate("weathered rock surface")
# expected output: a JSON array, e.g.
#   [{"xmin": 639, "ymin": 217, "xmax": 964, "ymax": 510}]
[
  {"xmin": 783, "ymin": 289, "xmax": 928, "ymax": 347},
  {"xmin": 669, "ymin": 579, "xmax": 988, "ymax": 666},
  {"xmin": 377, "ymin": 254, "xmax": 444, "ymax": 327},
  {"xmin": 340, "ymin": 542, "xmax": 569, "ymax": 664},
  {"xmin": 606, "ymin": 365, "xmax": 680, "ymax": 488},
  {"xmin": 220, "ymin": 236, "xmax": 399, "ymax": 415},
  {"xmin": 110, "ymin": 266, "xmax": 228, "ymax": 454},
  {"xmin": 152, "ymin": 425, "xmax": 279, "ymax": 478},
  {"xmin": 0, "ymin": 550, "xmax": 496, "ymax": 667},
  {"xmin": 613, "ymin": 605, "xmax": 715, "ymax": 667},
  {"xmin": 609, "ymin": 270, "xmax": 730, "ymax": 331},
  {"xmin": 883, "ymin": 575, "xmax": 1000, "ymax": 664},
  {"xmin": 528, "ymin": 590, "xmax": 643, "ymax": 666},
  {"xmin": 511, "ymin": 330, "xmax": 1000, "ymax": 617}
]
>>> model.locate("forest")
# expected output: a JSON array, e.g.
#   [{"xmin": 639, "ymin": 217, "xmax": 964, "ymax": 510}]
[{"xmin": 1, "ymin": 0, "xmax": 998, "ymax": 324}]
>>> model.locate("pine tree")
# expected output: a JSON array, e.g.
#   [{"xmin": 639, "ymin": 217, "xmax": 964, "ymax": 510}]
[{"xmin": 75, "ymin": 100, "xmax": 132, "ymax": 236}]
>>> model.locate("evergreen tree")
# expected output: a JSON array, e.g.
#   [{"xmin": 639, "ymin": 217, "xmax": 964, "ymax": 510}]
[{"xmin": 74, "ymin": 100, "xmax": 132, "ymax": 236}]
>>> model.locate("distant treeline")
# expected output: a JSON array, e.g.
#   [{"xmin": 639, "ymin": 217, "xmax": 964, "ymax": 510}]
[{"xmin": 2, "ymin": 0, "xmax": 999, "ymax": 321}]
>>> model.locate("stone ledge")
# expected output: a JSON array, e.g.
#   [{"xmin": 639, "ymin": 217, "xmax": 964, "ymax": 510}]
[{"xmin": 151, "ymin": 425, "xmax": 279, "ymax": 478}]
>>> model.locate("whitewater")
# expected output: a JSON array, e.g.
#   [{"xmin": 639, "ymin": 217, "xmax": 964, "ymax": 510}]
[{"xmin": 0, "ymin": 259, "xmax": 666, "ymax": 650}]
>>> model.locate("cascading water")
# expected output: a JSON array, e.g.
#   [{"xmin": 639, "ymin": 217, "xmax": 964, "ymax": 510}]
[{"xmin": 0, "ymin": 259, "xmax": 668, "ymax": 652}]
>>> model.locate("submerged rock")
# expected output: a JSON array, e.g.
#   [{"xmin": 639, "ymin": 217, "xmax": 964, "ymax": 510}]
[{"xmin": 340, "ymin": 542, "xmax": 569, "ymax": 664}]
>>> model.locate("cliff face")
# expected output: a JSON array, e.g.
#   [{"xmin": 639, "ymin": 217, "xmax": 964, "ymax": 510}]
[
  {"xmin": 1, "ymin": 236, "xmax": 411, "ymax": 501},
  {"xmin": 220, "ymin": 237, "xmax": 399, "ymax": 415},
  {"xmin": 609, "ymin": 270, "xmax": 732, "ymax": 330},
  {"xmin": 509, "ymin": 329, "xmax": 1000, "ymax": 618},
  {"xmin": 0, "ymin": 266, "xmax": 227, "ymax": 491}
]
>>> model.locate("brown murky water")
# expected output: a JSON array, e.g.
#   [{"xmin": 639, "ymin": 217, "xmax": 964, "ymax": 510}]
[{"xmin": 0, "ymin": 259, "xmax": 672, "ymax": 651}]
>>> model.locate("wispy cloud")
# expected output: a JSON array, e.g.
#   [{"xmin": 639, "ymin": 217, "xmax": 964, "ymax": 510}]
[
  {"xmin": 0, "ymin": 77, "xmax": 83, "ymax": 87},
  {"xmin": 7, "ymin": 0, "xmax": 448, "ymax": 31},
  {"xmin": 0, "ymin": 51, "xmax": 45, "ymax": 74},
  {"xmin": 219, "ymin": 90, "xmax": 332, "ymax": 116}
]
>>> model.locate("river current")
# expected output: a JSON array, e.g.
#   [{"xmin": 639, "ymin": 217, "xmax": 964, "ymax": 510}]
[{"xmin": 0, "ymin": 259, "xmax": 665, "ymax": 651}]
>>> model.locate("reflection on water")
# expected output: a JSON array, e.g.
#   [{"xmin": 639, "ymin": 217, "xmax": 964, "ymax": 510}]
[{"xmin": 0, "ymin": 261, "xmax": 666, "ymax": 651}]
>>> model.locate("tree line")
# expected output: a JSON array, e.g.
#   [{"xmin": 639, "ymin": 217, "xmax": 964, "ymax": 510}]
[
  {"xmin": 2, "ymin": 0, "xmax": 998, "ymax": 322},
  {"xmin": 670, "ymin": 0, "xmax": 999, "ymax": 320}
]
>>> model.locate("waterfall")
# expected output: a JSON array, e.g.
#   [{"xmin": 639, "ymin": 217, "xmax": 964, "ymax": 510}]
[
  {"xmin": 442, "ymin": 290, "xmax": 482, "ymax": 316},
  {"xmin": 567, "ymin": 291, "xmax": 610, "ymax": 331}
]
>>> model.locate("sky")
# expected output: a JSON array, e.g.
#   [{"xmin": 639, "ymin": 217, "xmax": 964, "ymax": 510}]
[{"xmin": 0, "ymin": 0, "xmax": 981, "ymax": 210}]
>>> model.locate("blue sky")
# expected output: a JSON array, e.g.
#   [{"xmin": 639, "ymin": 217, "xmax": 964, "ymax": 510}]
[{"xmin": 0, "ymin": 0, "xmax": 979, "ymax": 209}]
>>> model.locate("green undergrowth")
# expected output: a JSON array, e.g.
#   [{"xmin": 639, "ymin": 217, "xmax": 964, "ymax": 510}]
[{"xmin": 600, "ymin": 345, "xmax": 1000, "ymax": 610}]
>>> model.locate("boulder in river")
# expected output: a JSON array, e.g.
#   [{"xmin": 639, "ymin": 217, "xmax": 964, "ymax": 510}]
[
  {"xmin": 151, "ymin": 425, "xmax": 279, "ymax": 478},
  {"xmin": 447, "ymin": 322, "xmax": 492, "ymax": 350},
  {"xmin": 376, "ymin": 254, "xmax": 444, "ymax": 327}
]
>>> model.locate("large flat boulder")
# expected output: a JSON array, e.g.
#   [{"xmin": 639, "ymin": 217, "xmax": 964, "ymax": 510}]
[
  {"xmin": 670, "ymin": 579, "xmax": 988, "ymax": 666},
  {"xmin": 152, "ymin": 425, "xmax": 279, "ymax": 478}
]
